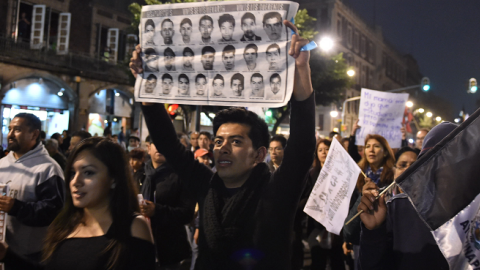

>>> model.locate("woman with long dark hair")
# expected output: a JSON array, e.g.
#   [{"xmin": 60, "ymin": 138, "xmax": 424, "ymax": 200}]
[{"xmin": 0, "ymin": 137, "xmax": 155, "ymax": 269}]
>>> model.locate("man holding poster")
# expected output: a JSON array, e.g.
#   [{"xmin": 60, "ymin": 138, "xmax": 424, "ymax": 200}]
[{"xmin": 130, "ymin": 17, "xmax": 315, "ymax": 270}]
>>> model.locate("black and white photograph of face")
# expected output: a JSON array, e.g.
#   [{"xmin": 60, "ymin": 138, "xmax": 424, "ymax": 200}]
[
  {"xmin": 164, "ymin": 47, "xmax": 176, "ymax": 71},
  {"xmin": 144, "ymin": 48, "xmax": 159, "ymax": 72},
  {"xmin": 144, "ymin": 19, "xmax": 156, "ymax": 46},
  {"xmin": 211, "ymin": 74, "xmax": 225, "ymax": 97},
  {"xmin": 263, "ymin": 12, "xmax": 283, "ymax": 41},
  {"xmin": 243, "ymin": 44, "xmax": 258, "ymax": 71},
  {"xmin": 145, "ymin": 74, "xmax": 157, "ymax": 94},
  {"xmin": 199, "ymin": 15, "xmax": 214, "ymax": 43},
  {"xmin": 266, "ymin": 44, "xmax": 281, "ymax": 70},
  {"xmin": 240, "ymin": 12, "xmax": 261, "ymax": 42},
  {"xmin": 182, "ymin": 47, "xmax": 195, "ymax": 71},
  {"xmin": 250, "ymin": 73, "xmax": 265, "ymax": 97},
  {"xmin": 218, "ymin": 14, "xmax": 236, "ymax": 42},
  {"xmin": 201, "ymin": 46, "xmax": 216, "ymax": 70},
  {"xmin": 179, "ymin": 18, "xmax": 192, "ymax": 44},
  {"xmin": 178, "ymin": 74, "xmax": 190, "ymax": 95},
  {"xmin": 162, "ymin": 74, "xmax": 174, "ymax": 95},
  {"xmin": 161, "ymin": 19, "xmax": 174, "ymax": 45},
  {"xmin": 222, "ymin": 45, "xmax": 236, "ymax": 71},
  {"xmin": 270, "ymin": 73, "xmax": 282, "ymax": 95},
  {"xmin": 195, "ymin": 74, "xmax": 207, "ymax": 96},
  {"xmin": 231, "ymin": 73, "xmax": 244, "ymax": 97}
]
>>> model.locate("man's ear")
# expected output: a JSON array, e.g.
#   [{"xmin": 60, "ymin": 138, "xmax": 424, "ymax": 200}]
[
  {"xmin": 255, "ymin": 146, "xmax": 267, "ymax": 164},
  {"xmin": 32, "ymin": 129, "xmax": 40, "ymax": 142}
]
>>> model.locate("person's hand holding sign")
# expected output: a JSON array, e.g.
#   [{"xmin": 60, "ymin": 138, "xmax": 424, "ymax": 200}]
[{"xmin": 358, "ymin": 177, "xmax": 387, "ymax": 230}]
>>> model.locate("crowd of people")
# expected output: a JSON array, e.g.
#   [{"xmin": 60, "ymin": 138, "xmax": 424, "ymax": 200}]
[{"xmin": 0, "ymin": 19, "xmax": 454, "ymax": 270}]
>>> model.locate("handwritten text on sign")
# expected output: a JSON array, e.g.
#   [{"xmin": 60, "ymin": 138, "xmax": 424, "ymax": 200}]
[
  {"xmin": 356, "ymin": 88, "xmax": 409, "ymax": 148},
  {"xmin": 304, "ymin": 139, "xmax": 361, "ymax": 235}
]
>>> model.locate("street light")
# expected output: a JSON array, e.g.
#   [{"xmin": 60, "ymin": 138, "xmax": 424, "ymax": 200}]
[
  {"xmin": 319, "ymin": 37, "xmax": 334, "ymax": 52},
  {"xmin": 347, "ymin": 69, "xmax": 355, "ymax": 77},
  {"xmin": 426, "ymin": 112, "xmax": 433, "ymax": 118},
  {"xmin": 454, "ymin": 118, "xmax": 461, "ymax": 123},
  {"xmin": 330, "ymin": 110, "xmax": 339, "ymax": 117},
  {"xmin": 435, "ymin": 116, "xmax": 442, "ymax": 122},
  {"xmin": 406, "ymin": 101, "xmax": 413, "ymax": 108},
  {"xmin": 418, "ymin": 108, "xmax": 425, "ymax": 113}
]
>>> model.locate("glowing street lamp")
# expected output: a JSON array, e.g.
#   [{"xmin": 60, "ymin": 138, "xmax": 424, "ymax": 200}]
[
  {"xmin": 418, "ymin": 108, "xmax": 425, "ymax": 113},
  {"xmin": 426, "ymin": 112, "xmax": 433, "ymax": 118},
  {"xmin": 319, "ymin": 37, "xmax": 334, "ymax": 52},
  {"xmin": 406, "ymin": 101, "xmax": 413, "ymax": 108},
  {"xmin": 330, "ymin": 110, "xmax": 339, "ymax": 117},
  {"xmin": 435, "ymin": 116, "xmax": 442, "ymax": 122},
  {"xmin": 347, "ymin": 69, "xmax": 355, "ymax": 77}
]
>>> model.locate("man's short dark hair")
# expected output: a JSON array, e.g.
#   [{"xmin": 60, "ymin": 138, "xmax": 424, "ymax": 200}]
[
  {"xmin": 183, "ymin": 47, "xmax": 194, "ymax": 56},
  {"xmin": 196, "ymin": 74, "xmax": 206, "ymax": 83},
  {"xmin": 270, "ymin": 134, "xmax": 287, "ymax": 148},
  {"xmin": 202, "ymin": 46, "xmax": 216, "ymax": 55},
  {"xmin": 218, "ymin": 14, "xmax": 235, "ymax": 28},
  {"xmin": 144, "ymin": 48, "xmax": 158, "ymax": 55},
  {"xmin": 241, "ymin": 12, "xmax": 256, "ymax": 24},
  {"xmin": 262, "ymin": 12, "xmax": 282, "ymax": 26},
  {"xmin": 180, "ymin": 18, "xmax": 192, "ymax": 27},
  {"xmin": 270, "ymin": 73, "xmax": 281, "ymax": 83},
  {"xmin": 162, "ymin": 74, "xmax": 173, "ymax": 81},
  {"xmin": 231, "ymin": 73, "xmax": 244, "ymax": 87},
  {"xmin": 129, "ymin": 148, "xmax": 146, "ymax": 160},
  {"xmin": 164, "ymin": 47, "xmax": 175, "ymax": 57},
  {"xmin": 147, "ymin": 74, "xmax": 157, "ymax": 80},
  {"xmin": 72, "ymin": 130, "xmax": 92, "ymax": 141},
  {"xmin": 266, "ymin": 43, "xmax": 280, "ymax": 54},
  {"xmin": 178, "ymin": 74, "xmax": 189, "ymax": 82},
  {"xmin": 145, "ymin": 135, "xmax": 152, "ymax": 143},
  {"xmin": 145, "ymin": 19, "xmax": 155, "ymax": 31},
  {"xmin": 129, "ymin": 136, "xmax": 140, "ymax": 142},
  {"xmin": 199, "ymin": 15, "xmax": 213, "ymax": 25},
  {"xmin": 161, "ymin": 18, "xmax": 173, "ymax": 28},
  {"xmin": 222, "ymin": 45, "xmax": 235, "ymax": 56},
  {"xmin": 329, "ymin": 131, "xmax": 339, "ymax": 138},
  {"xmin": 14, "ymin": 113, "xmax": 41, "ymax": 142},
  {"xmin": 214, "ymin": 108, "xmax": 269, "ymax": 150},
  {"xmin": 244, "ymin": 44, "xmax": 258, "ymax": 55},
  {"xmin": 199, "ymin": 131, "xmax": 212, "ymax": 140},
  {"xmin": 251, "ymin": 73, "xmax": 263, "ymax": 82},
  {"xmin": 213, "ymin": 74, "xmax": 224, "ymax": 83}
]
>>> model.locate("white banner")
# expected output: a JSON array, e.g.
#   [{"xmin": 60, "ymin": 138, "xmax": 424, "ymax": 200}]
[
  {"xmin": 134, "ymin": 1, "xmax": 298, "ymax": 107},
  {"xmin": 355, "ymin": 88, "xmax": 409, "ymax": 148},
  {"xmin": 432, "ymin": 193, "xmax": 480, "ymax": 269},
  {"xmin": 304, "ymin": 138, "xmax": 361, "ymax": 235}
]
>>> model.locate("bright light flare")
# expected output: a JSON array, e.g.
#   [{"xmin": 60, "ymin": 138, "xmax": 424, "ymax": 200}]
[
  {"xmin": 426, "ymin": 112, "xmax": 433, "ymax": 118},
  {"xmin": 330, "ymin": 111, "xmax": 338, "ymax": 117},
  {"xmin": 406, "ymin": 101, "xmax": 413, "ymax": 108},
  {"xmin": 319, "ymin": 37, "xmax": 334, "ymax": 52},
  {"xmin": 347, "ymin": 69, "xmax": 355, "ymax": 77}
]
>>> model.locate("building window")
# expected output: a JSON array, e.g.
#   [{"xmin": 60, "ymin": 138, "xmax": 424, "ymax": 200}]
[
  {"xmin": 347, "ymin": 25, "xmax": 353, "ymax": 49},
  {"xmin": 368, "ymin": 42, "xmax": 375, "ymax": 64},
  {"xmin": 337, "ymin": 19, "xmax": 342, "ymax": 39},
  {"xmin": 353, "ymin": 31, "xmax": 360, "ymax": 53},
  {"xmin": 360, "ymin": 36, "xmax": 366, "ymax": 57}
]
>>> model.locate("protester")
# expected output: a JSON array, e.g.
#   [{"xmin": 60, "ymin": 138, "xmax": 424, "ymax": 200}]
[
  {"xmin": 50, "ymin": 133, "xmax": 64, "ymax": 154},
  {"xmin": 68, "ymin": 130, "xmax": 92, "ymax": 154},
  {"xmin": 140, "ymin": 135, "xmax": 195, "ymax": 269},
  {"xmin": 0, "ymin": 113, "xmax": 65, "ymax": 263},
  {"xmin": 118, "ymin": 127, "xmax": 126, "ymax": 145},
  {"xmin": 45, "ymin": 139, "xmax": 67, "ymax": 171},
  {"xmin": 415, "ymin": 128, "xmax": 430, "ymax": 150},
  {"xmin": 190, "ymin": 131, "xmax": 200, "ymax": 152},
  {"xmin": 61, "ymin": 130, "xmax": 70, "ymax": 153},
  {"xmin": 341, "ymin": 137, "xmax": 349, "ymax": 150},
  {"xmin": 194, "ymin": 148, "xmax": 211, "ymax": 168},
  {"xmin": 347, "ymin": 120, "xmax": 362, "ymax": 163},
  {"xmin": 39, "ymin": 131, "xmax": 46, "ymax": 145},
  {"xmin": 129, "ymin": 148, "xmax": 146, "ymax": 192},
  {"xmin": 357, "ymin": 130, "xmax": 455, "ymax": 269},
  {"xmin": 0, "ymin": 137, "xmax": 155, "ymax": 269},
  {"xmin": 128, "ymin": 135, "xmax": 141, "ymax": 152},
  {"xmin": 178, "ymin": 133, "xmax": 191, "ymax": 150},
  {"xmin": 267, "ymin": 134, "xmax": 286, "ymax": 172},
  {"xmin": 129, "ymin": 20, "xmax": 315, "ymax": 269}
]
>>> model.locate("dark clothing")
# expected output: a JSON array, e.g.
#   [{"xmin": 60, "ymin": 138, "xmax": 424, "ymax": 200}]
[
  {"xmin": 50, "ymin": 152, "xmax": 66, "ymax": 171},
  {"xmin": 348, "ymin": 135, "xmax": 362, "ymax": 163},
  {"xmin": 141, "ymin": 93, "xmax": 315, "ymax": 269},
  {"xmin": 133, "ymin": 165, "xmax": 146, "ymax": 193},
  {"xmin": 141, "ymin": 162, "xmax": 195, "ymax": 266},
  {"xmin": 2, "ymin": 216, "xmax": 155, "ymax": 270},
  {"xmin": 266, "ymin": 160, "xmax": 276, "ymax": 173},
  {"xmin": 359, "ymin": 194, "xmax": 449, "ymax": 270}
]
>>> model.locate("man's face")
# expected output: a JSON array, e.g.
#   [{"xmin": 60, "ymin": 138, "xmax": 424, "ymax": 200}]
[
  {"xmin": 178, "ymin": 78, "xmax": 189, "ymax": 94},
  {"xmin": 145, "ymin": 53, "xmax": 159, "ymax": 71},
  {"xmin": 162, "ymin": 78, "xmax": 173, "ymax": 94},
  {"xmin": 231, "ymin": 79, "xmax": 243, "ymax": 96},
  {"xmin": 129, "ymin": 138, "xmax": 139, "ymax": 148},
  {"xmin": 213, "ymin": 123, "xmax": 259, "ymax": 185},
  {"xmin": 164, "ymin": 55, "xmax": 175, "ymax": 69},
  {"xmin": 7, "ymin": 117, "xmax": 37, "ymax": 153},
  {"xmin": 251, "ymin": 77, "xmax": 264, "ymax": 95},
  {"xmin": 198, "ymin": 134, "xmax": 211, "ymax": 150},
  {"xmin": 145, "ymin": 78, "xmax": 157, "ymax": 93},
  {"xmin": 266, "ymin": 47, "xmax": 280, "ymax": 65},
  {"xmin": 180, "ymin": 23, "xmax": 192, "ymax": 40},
  {"xmin": 201, "ymin": 52, "xmax": 215, "ymax": 70},
  {"xmin": 416, "ymin": 130, "xmax": 428, "ymax": 150},
  {"xmin": 190, "ymin": 132, "xmax": 199, "ymax": 147},
  {"xmin": 199, "ymin": 19, "xmax": 213, "ymax": 39},
  {"xmin": 220, "ymin": 21, "xmax": 234, "ymax": 41},
  {"xmin": 145, "ymin": 25, "xmax": 155, "ymax": 44},
  {"xmin": 161, "ymin": 21, "xmax": 174, "ymax": 43},
  {"xmin": 244, "ymin": 48, "xmax": 257, "ymax": 65},
  {"xmin": 129, "ymin": 158, "xmax": 144, "ymax": 172},
  {"xmin": 197, "ymin": 155, "xmax": 210, "ymax": 166},
  {"xmin": 241, "ymin": 18, "xmax": 256, "ymax": 38},
  {"xmin": 147, "ymin": 142, "xmax": 166, "ymax": 165},
  {"xmin": 213, "ymin": 79, "xmax": 224, "ymax": 96},
  {"xmin": 264, "ymin": 17, "xmax": 282, "ymax": 40},
  {"xmin": 195, "ymin": 78, "xmax": 207, "ymax": 95},
  {"xmin": 269, "ymin": 140, "xmax": 284, "ymax": 165},
  {"xmin": 183, "ymin": 52, "xmax": 194, "ymax": 67},
  {"xmin": 69, "ymin": 135, "xmax": 82, "ymax": 151},
  {"xmin": 222, "ymin": 52, "xmax": 235, "ymax": 70},
  {"xmin": 270, "ymin": 77, "xmax": 281, "ymax": 94}
]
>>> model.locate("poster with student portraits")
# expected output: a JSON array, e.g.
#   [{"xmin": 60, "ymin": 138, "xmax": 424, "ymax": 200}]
[{"xmin": 134, "ymin": 1, "xmax": 299, "ymax": 107}]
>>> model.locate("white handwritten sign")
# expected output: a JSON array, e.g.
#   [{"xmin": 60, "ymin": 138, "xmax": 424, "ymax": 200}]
[
  {"xmin": 355, "ymin": 88, "xmax": 409, "ymax": 148},
  {"xmin": 304, "ymin": 139, "xmax": 361, "ymax": 235}
]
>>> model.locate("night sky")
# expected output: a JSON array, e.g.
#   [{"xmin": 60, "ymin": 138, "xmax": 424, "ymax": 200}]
[{"xmin": 344, "ymin": 0, "xmax": 480, "ymax": 120}]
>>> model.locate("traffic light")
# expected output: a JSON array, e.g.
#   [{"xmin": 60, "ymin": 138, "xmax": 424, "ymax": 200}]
[
  {"xmin": 421, "ymin": 77, "xmax": 430, "ymax": 91},
  {"xmin": 469, "ymin": 78, "xmax": 477, "ymax": 93}
]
